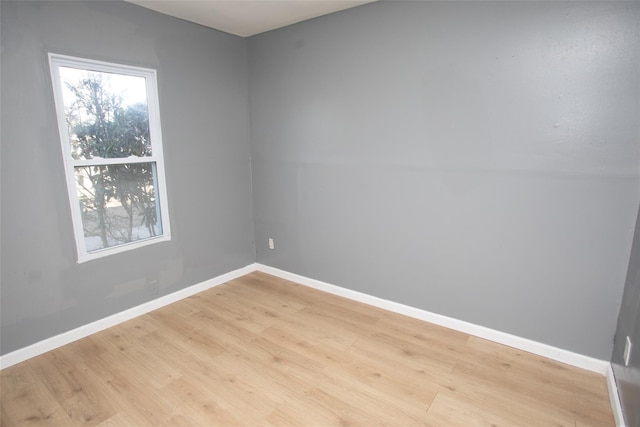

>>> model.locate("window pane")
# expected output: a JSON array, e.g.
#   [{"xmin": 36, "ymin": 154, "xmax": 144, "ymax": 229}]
[
  {"xmin": 75, "ymin": 162, "xmax": 163, "ymax": 252},
  {"xmin": 59, "ymin": 67, "xmax": 152, "ymax": 160}
]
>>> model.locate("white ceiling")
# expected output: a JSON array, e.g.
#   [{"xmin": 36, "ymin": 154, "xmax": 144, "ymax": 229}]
[{"xmin": 125, "ymin": 0, "xmax": 376, "ymax": 37}]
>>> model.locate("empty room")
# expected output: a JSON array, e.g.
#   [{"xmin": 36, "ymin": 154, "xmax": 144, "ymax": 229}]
[{"xmin": 1, "ymin": 0, "xmax": 639, "ymax": 425}]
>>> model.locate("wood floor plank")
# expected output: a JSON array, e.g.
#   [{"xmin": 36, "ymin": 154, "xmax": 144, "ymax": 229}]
[
  {"xmin": 28, "ymin": 350, "xmax": 115, "ymax": 426},
  {"xmin": 0, "ymin": 359, "xmax": 76, "ymax": 426},
  {"xmin": 160, "ymin": 377, "xmax": 245, "ymax": 426},
  {"xmin": 424, "ymin": 391, "xmax": 528, "ymax": 427},
  {"xmin": 441, "ymin": 366, "xmax": 579, "ymax": 426},
  {"xmin": 0, "ymin": 272, "xmax": 614, "ymax": 426},
  {"xmin": 320, "ymin": 362, "xmax": 437, "ymax": 423}
]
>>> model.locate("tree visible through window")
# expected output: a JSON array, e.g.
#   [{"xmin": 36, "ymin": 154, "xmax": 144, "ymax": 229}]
[{"xmin": 49, "ymin": 54, "xmax": 170, "ymax": 262}]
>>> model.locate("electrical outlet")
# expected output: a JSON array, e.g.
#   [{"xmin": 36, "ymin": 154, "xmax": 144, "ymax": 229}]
[
  {"xmin": 624, "ymin": 336, "xmax": 632, "ymax": 367},
  {"xmin": 268, "ymin": 238, "xmax": 275, "ymax": 250},
  {"xmin": 146, "ymin": 278, "xmax": 159, "ymax": 296}
]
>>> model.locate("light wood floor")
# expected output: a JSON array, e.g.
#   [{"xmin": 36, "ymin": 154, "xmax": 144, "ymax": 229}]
[{"xmin": 1, "ymin": 272, "xmax": 614, "ymax": 426}]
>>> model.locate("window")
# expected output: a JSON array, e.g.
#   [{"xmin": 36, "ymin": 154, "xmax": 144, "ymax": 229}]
[{"xmin": 49, "ymin": 53, "xmax": 170, "ymax": 262}]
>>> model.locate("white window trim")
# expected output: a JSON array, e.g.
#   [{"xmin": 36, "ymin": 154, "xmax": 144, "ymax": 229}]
[{"xmin": 49, "ymin": 53, "xmax": 171, "ymax": 263}]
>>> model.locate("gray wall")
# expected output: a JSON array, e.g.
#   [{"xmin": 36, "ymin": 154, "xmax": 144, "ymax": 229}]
[
  {"xmin": 612, "ymin": 205, "xmax": 640, "ymax": 426},
  {"xmin": 249, "ymin": 1, "xmax": 640, "ymax": 359},
  {"xmin": 1, "ymin": 1, "xmax": 255, "ymax": 355}
]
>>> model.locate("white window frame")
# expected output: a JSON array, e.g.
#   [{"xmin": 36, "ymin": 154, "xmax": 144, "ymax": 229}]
[{"xmin": 49, "ymin": 53, "xmax": 171, "ymax": 263}]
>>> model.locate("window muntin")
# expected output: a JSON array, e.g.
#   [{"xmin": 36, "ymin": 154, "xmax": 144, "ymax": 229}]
[{"xmin": 49, "ymin": 54, "xmax": 170, "ymax": 262}]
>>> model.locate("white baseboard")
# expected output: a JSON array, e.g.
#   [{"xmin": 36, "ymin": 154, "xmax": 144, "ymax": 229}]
[
  {"xmin": 0, "ymin": 263, "xmax": 257, "ymax": 370},
  {"xmin": 1, "ymin": 261, "xmax": 622, "ymax": 422},
  {"xmin": 255, "ymin": 263, "xmax": 610, "ymax": 375},
  {"xmin": 0, "ymin": 261, "xmax": 612, "ymax": 379},
  {"xmin": 607, "ymin": 365, "xmax": 627, "ymax": 427}
]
